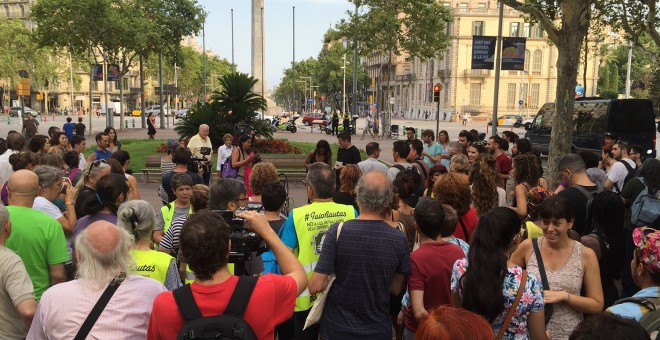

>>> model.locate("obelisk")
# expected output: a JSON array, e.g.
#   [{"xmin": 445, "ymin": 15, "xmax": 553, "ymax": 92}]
[{"xmin": 251, "ymin": 0, "xmax": 265, "ymax": 93}]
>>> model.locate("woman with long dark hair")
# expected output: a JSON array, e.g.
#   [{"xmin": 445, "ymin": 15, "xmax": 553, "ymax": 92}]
[
  {"xmin": 28, "ymin": 134, "xmax": 51, "ymax": 155},
  {"xmin": 304, "ymin": 139, "xmax": 332, "ymax": 170},
  {"xmin": 510, "ymin": 196, "xmax": 604, "ymax": 339},
  {"xmin": 147, "ymin": 112, "xmax": 157, "ymax": 139},
  {"xmin": 451, "ymin": 207, "xmax": 547, "ymax": 339},
  {"xmin": 509, "ymin": 154, "xmax": 544, "ymax": 218},
  {"xmin": 333, "ymin": 164, "xmax": 362, "ymax": 212},
  {"xmin": 423, "ymin": 164, "xmax": 447, "ymax": 197},
  {"xmin": 467, "ymin": 140, "xmax": 488, "ymax": 164},
  {"xmin": 469, "ymin": 153, "xmax": 505, "ymax": 217},
  {"xmin": 48, "ymin": 132, "xmax": 70, "ymax": 158},
  {"xmin": 111, "ymin": 150, "xmax": 140, "ymax": 200},
  {"xmin": 104, "ymin": 126, "xmax": 121, "ymax": 152}
]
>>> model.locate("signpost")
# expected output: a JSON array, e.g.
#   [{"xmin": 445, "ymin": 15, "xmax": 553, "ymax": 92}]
[{"xmin": 433, "ymin": 83, "xmax": 441, "ymax": 134}]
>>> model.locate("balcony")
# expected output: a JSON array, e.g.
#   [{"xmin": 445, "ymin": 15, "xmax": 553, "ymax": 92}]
[
  {"xmin": 464, "ymin": 69, "xmax": 491, "ymax": 77},
  {"xmin": 437, "ymin": 69, "xmax": 452, "ymax": 78}
]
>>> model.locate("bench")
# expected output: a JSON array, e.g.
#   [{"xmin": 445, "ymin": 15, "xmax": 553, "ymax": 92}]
[
  {"xmin": 141, "ymin": 154, "xmax": 163, "ymax": 183},
  {"xmin": 260, "ymin": 154, "xmax": 308, "ymax": 180}
]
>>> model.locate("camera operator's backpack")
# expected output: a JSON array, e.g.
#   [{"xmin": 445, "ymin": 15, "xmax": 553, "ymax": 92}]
[
  {"xmin": 613, "ymin": 297, "xmax": 660, "ymax": 339},
  {"xmin": 630, "ymin": 177, "xmax": 660, "ymax": 228},
  {"xmin": 173, "ymin": 276, "xmax": 259, "ymax": 340}
]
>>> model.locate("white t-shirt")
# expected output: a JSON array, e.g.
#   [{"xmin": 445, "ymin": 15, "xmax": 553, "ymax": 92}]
[
  {"xmin": 217, "ymin": 145, "xmax": 234, "ymax": 171},
  {"xmin": 364, "ymin": 116, "xmax": 373, "ymax": 129},
  {"xmin": 606, "ymin": 158, "xmax": 636, "ymax": 193},
  {"xmin": 33, "ymin": 196, "xmax": 72, "ymax": 262},
  {"xmin": 78, "ymin": 153, "xmax": 87, "ymax": 171}
]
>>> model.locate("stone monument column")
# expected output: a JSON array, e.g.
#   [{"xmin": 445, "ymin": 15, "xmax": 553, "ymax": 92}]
[{"xmin": 251, "ymin": 0, "xmax": 265, "ymax": 93}]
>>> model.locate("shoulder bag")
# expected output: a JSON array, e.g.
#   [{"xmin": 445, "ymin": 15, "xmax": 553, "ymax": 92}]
[
  {"xmin": 74, "ymin": 273, "xmax": 126, "ymax": 340},
  {"xmin": 303, "ymin": 222, "xmax": 344, "ymax": 330},
  {"xmin": 532, "ymin": 238, "xmax": 554, "ymax": 325},
  {"xmin": 496, "ymin": 270, "xmax": 528, "ymax": 340}
]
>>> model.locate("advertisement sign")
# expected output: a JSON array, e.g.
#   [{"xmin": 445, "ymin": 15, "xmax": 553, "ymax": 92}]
[
  {"xmin": 575, "ymin": 85, "xmax": 585, "ymax": 98},
  {"xmin": 107, "ymin": 64, "xmax": 121, "ymax": 81},
  {"xmin": 501, "ymin": 37, "xmax": 527, "ymax": 71},
  {"xmin": 92, "ymin": 64, "xmax": 103, "ymax": 81},
  {"xmin": 471, "ymin": 36, "xmax": 496, "ymax": 70}
]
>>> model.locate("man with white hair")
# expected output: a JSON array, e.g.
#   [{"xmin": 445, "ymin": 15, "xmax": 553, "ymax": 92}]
[
  {"xmin": 310, "ymin": 172, "xmax": 410, "ymax": 339},
  {"xmin": 0, "ymin": 203, "xmax": 37, "ymax": 339},
  {"xmin": 187, "ymin": 124, "xmax": 213, "ymax": 185},
  {"xmin": 27, "ymin": 221, "xmax": 167, "ymax": 339}
]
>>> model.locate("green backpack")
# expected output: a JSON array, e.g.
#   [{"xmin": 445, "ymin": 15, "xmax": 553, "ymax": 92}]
[{"xmin": 614, "ymin": 297, "xmax": 660, "ymax": 339}]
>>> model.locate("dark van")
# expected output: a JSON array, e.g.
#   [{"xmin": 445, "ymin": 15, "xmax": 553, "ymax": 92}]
[{"xmin": 525, "ymin": 99, "xmax": 656, "ymax": 159}]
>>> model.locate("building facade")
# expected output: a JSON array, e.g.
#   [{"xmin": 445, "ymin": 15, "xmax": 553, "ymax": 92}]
[{"xmin": 364, "ymin": 0, "xmax": 600, "ymax": 122}]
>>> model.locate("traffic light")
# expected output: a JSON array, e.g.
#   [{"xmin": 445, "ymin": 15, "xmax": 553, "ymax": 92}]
[{"xmin": 433, "ymin": 84, "xmax": 441, "ymax": 103}]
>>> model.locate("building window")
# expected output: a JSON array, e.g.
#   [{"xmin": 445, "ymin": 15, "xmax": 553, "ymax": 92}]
[
  {"xmin": 472, "ymin": 21, "xmax": 484, "ymax": 36},
  {"xmin": 470, "ymin": 83, "xmax": 481, "ymax": 105},
  {"xmin": 459, "ymin": 3, "xmax": 468, "ymax": 13},
  {"xmin": 523, "ymin": 50, "xmax": 530, "ymax": 72},
  {"xmin": 443, "ymin": 2, "xmax": 450, "ymax": 7},
  {"xmin": 510, "ymin": 22, "xmax": 520, "ymax": 37},
  {"xmin": 523, "ymin": 23, "xmax": 530, "ymax": 37},
  {"xmin": 93, "ymin": 81, "xmax": 99, "ymax": 91},
  {"xmin": 530, "ymin": 83, "xmax": 540, "ymax": 108},
  {"xmin": 476, "ymin": 2, "xmax": 487, "ymax": 11},
  {"xmin": 507, "ymin": 83, "xmax": 517, "ymax": 108},
  {"xmin": 532, "ymin": 24, "xmax": 544, "ymax": 38},
  {"xmin": 533, "ymin": 50, "xmax": 542, "ymax": 74},
  {"xmin": 122, "ymin": 78, "xmax": 129, "ymax": 90}
]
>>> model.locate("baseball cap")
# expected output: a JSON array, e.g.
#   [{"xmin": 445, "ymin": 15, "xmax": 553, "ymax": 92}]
[{"xmin": 633, "ymin": 227, "xmax": 660, "ymax": 274}]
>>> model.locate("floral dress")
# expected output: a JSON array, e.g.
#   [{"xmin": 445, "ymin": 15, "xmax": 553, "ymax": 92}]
[{"xmin": 451, "ymin": 259, "xmax": 544, "ymax": 339}]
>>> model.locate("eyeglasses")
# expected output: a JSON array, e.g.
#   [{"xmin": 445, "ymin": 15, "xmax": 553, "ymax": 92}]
[{"xmin": 87, "ymin": 159, "xmax": 108, "ymax": 175}]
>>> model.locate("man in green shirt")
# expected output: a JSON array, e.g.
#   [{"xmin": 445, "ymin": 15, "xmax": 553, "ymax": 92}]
[{"xmin": 6, "ymin": 170, "xmax": 68, "ymax": 301}]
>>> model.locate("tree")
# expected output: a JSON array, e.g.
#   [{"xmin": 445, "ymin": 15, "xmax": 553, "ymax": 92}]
[
  {"xmin": 32, "ymin": 0, "xmax": 204, "ymax": 128},
  {"xmin": 501, "ymin": 0, "xmax": 593, "ymax": 187},
  {"xmin": 602, "ymin": 0, "xmax": 659, "ymax": 53},
  {"xmin": 649, "ymin": 68, "xmax": 660, "ymax": 111},
  {"xmin": 175, "ymin": 72, "xmax": 271, "ymax": 147},
  {"xmin": 316, "ymin": 42, "xmax": 370, "ymax": 112},
  {"xmin": 272, "ymin": 58, "xmax": 320, "ymax": 113}
]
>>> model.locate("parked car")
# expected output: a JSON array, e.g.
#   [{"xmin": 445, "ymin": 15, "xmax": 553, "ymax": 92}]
[
  {"xmin": 487, "ymin": 114, "xmax": 523, "ymax": 127},
  {"xmin": 301, "ymin": 112, "xmax": 328, "ymax": 126},
  {"xmin": 143, "ymin": 105, "xmax": 173, "ymax": 117},
  {"xmin": 253, "ymin": 111, "xmax": 274, "ymax": 125},
  {"xmin": 175, "ymin": 109, "xmax": 188, "ymax": 119},
  {"xmin": 131, "ymin": 109, "xmax": 142, "ymax": 117},
  {"xmin": 525, "ymin": 98, "xmax": 656, "ymax": 159},
  {"xmin": 9, "ymin": 106, "xmax": 39, "ymax": 117}
]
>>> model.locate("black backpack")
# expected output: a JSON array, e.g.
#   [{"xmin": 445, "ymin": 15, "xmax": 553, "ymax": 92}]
[
  {"xmin": 173, "ymin": 276, "xmax": 259, "ymax": 340},
  {"xmin": 571, "ymin": 183, "xmax": 605, "ymax": 235},
  {"xmin": 613, "ymin": 297, "xmax": 660, "ymax": 338},
  {"xmin": 393, "ymin": 164, "xmax": 425, "ymax": 197},
  {"xmin": 614, "ymin": 160, "xmax": 637, "ymax": 193}
]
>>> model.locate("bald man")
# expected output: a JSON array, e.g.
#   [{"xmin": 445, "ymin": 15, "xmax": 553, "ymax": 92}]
[
  {"xmin": 5, "ymin": 170, "xmax": 68, "ymax": 301},
  {"xmin": 187, "ymin": 124, "xmax": 213, "ymax": 184},
  {"xmin": 0, "ymin": 203, "xmax": 37, "ymax": 339},
  {"xmin": 27, "ymin": 221, "xmax": 167, "ymax": 339}
]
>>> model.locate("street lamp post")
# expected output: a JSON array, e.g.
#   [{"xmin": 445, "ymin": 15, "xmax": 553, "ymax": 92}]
[
  {"xmin": 299, "ymin": 76, "xmax": 311, "ymax": 112},
  {"xmin": 342, "ymin": 54, "xmax": 347, "ymax": 115},
  {"xmin": 296, "ymin": 80, "xmax": 307, "ymax": 113},
  {"xmin": 310, "ymin": 85, "xmax": 319, "ymax": 112}
]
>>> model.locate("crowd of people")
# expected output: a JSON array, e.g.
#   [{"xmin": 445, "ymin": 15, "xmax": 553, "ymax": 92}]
[{"xmin": 0, "ymin": 120, "xmax": 658, "ymax": 340}]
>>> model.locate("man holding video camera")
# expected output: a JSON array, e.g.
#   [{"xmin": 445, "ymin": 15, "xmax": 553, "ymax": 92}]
[
  {"xmin": 161, "ymin": 147, "xmax": 203, "ymax": 203},
  {"xmin": 187, "ymin": 124, "xmax": 213, "ymax": 185}
]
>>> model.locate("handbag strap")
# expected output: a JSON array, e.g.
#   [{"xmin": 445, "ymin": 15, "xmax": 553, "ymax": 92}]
[
  {"xmin": 74, "ymin": 273, "xmax": 126, "ymax": 340},
  {"xmin": 532, "ymin": 237, "xmax": 554, "ymax": 324},
  {"xmin": 496, "ymin": 270, "xmax": 528, "ymax": 340},
  {"xmin": 458, "ymin": 217, "xmax": 470, "ymax": 241}
]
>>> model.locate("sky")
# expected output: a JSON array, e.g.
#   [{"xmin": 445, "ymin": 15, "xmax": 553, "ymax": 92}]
[{"xmin": 197, "ymin": 0, "xmax": 353, "ymax": 91}]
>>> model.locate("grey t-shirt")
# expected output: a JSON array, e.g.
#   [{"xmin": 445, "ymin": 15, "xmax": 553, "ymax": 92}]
[{"xmin": 155, "ymin": 206, "xmax": 190, "ymax": 232}]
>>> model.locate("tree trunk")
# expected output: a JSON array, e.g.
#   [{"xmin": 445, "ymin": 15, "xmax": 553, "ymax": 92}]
[
  {"xmin": 119, "ymin": 77, "xmax": 125, "ymax": 131},
  {"xmin": 547, "ymin": 10, "xmax": 589, "ymax": 188},
  {"xmin": 582, "ymin": 37, "xmax": 588, "ymax": 95}
]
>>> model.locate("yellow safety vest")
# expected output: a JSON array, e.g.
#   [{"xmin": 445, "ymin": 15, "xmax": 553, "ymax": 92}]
[
  {"xmin": 129, "ymin": 249, "xmax": 174, "ymax": 285},
  {"xmin": 184, "ymin": 262, "xmax": 238, "ymax": 284},
  {"xmin": 160, "ymin": 203, "xmax": 192, "ymax": 235},
  {"xmin": 291, "ymin": 202, "xmax": 356, "ymax": 312}
]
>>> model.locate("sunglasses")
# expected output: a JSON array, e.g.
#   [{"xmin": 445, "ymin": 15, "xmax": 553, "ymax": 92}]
[{"xmin": 88, "ymin": 159, "xmax": 108, "ymax": 175}]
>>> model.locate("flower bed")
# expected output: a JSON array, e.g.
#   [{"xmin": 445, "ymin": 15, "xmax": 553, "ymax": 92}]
[{"xmin": 252, "ymin": 139, "xmax": 303, "ymax": 154}]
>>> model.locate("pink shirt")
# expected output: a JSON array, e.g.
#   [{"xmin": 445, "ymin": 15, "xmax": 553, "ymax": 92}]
[{"xmin": 27, "ymin": 275, "xmax": 166, "ymax": 339}]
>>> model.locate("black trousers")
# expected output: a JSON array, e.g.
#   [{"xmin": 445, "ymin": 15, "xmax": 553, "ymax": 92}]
[{"xmin": 293, "ymin": 308, "xmax": 320, "ymax": 340}]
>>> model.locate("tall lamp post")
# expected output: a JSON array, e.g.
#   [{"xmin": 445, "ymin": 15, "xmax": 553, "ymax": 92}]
[
  {"xmin": 296, "ymin": 80, "xmax": 307, "ymax": 113},
  {"xmin": 342, "ymin": 54, "xmax": 348, "ymax": 115},
  {"xmin": 299, "ymin": 76, "xmax": 311, "ymax": 112}
]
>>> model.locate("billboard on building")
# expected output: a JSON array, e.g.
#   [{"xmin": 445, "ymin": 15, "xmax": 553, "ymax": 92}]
[
  {"xmin": 92, "ymin": 64, "xmax": 103, "ymax": 81},
  {"xmin": 107, "ymin": 64, "xmax": 121, "ymax": 81},
  {"xmin": 501, "ymin": 37, "xmax": 527, "ymax": 70},
  {"xmin": 471, "ymin": 36, "xmax": 496, "ymax": 70}
]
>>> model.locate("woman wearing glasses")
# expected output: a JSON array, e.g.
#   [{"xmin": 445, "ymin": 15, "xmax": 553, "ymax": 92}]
[
  {"xmin": 451, "ymin": 207, "xmax": 548, "ymax": 340},
  {"xmin": 74, "ymin": 159, "xmax": 111, "ymax": 220}
]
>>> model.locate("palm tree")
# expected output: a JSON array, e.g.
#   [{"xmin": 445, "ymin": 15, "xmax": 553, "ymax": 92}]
[{"xmin": 175, "ymin": 72, "xmax": 271, "ymax": 146}]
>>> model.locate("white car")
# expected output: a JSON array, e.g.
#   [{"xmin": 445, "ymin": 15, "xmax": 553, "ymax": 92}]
[
  {"xmin": 175, "ymin": 109, "xmax": 188, "ymax": 119},
  {"xmin": 253, "ymin": 111, "xmax": 274, "ymax": 125},
  {"xmin": 144, "ymin": 105, "xmax": 173, "ymax": 117},
  {"xmin": 523, "ymin": 118, "xmax": 534, "ymax": 129}
]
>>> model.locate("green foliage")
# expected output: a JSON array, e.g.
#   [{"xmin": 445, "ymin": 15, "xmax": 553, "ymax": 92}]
[
  {"xmin": 609, "ymin": 63, "xmax": 619, "ymax": 93},
  {"xmin": 599, "ymin": 64, "xmax": 610, "ymax": 92},
  {"xmin": 649, "ymin": 68, "xmax": 660, "ymax": 111},
  {"xmin": 599, "ymin": 0, "xmax": 659, "ymax": 53},
  {"xmin": 339, "ymin": 0, "xmax": 453, "ymax": 61},
  {"xmin": 599, "ymin": 89, "xmax": 619, "ymax": 99},
  {"xmin": 175, "ymin": 73, "xmax": 271, "ymax": 148}
]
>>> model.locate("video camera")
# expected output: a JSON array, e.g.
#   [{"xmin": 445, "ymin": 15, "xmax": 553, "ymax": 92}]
[
  {"xmin": 212, "ymin": 208, "xmax": 267, "ymax": 273},
  {"xmin": 188, "ymin": 146, "xmax": 212, "ymax": 174}
]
